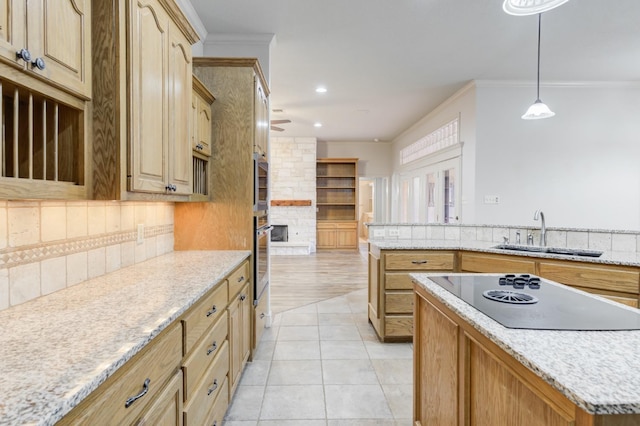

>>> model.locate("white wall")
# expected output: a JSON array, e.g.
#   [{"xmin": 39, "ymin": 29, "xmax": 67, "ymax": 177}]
[
  {"xmin": 317, "ymin": 141, "xmax": 393, "ymax": 178},
  {"xmin": 474, "ymin": 82, "xmax": 640, "ymax": 230}
]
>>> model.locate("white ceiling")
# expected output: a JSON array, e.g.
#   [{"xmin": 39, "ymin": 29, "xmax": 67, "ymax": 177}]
[{"xmin": 187, "ymin": 0, "xmax": 640, "ymax": 142}]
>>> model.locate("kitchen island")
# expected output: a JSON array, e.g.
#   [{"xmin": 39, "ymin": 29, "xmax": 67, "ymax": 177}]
[
  {"xmin": 0, "ymin": 250, "xmax": 250, "ymax": 426},
  {"xmin": 368, "ymin": 239, "xmax": 640, "ymax": 341},
  {"xmin": 412, "ymin": 272, "xmax": 640, "ymax": 426}
]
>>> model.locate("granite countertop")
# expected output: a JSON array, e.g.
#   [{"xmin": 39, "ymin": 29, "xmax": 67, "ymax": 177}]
[
  {"xmin": 412, "ymin": 273, "xmax": 640, "ymax": 415},
  {"xmin": 0, "ymin": 250, "xmax": 250, "ymax": 426},
  {"xmin": 370, "ymin": 239, "xmax": 640, "ymax": 267}
]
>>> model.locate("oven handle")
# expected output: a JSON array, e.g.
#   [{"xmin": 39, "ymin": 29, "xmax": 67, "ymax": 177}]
[{"xmin": 257, "ymin": 225, "xmax": 273, "ymax": 235}]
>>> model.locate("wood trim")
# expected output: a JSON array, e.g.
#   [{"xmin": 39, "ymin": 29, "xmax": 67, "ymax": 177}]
[
  {"xmin": 193, "ymin": 58, "xmax": 270, "ymax": 96},
  {"xmin": 192, "ymin": 75, "xmax": 215, "ymax": 104},
  {"xmin": 157, "ymin": 0, "xmax": 199, "ymax": 43},
  {"xmin": 270, "ymin": 199, "xmax": 312, "ymax": 206},
  {"xmin": 317, "ymin": 157, "xmax": 359, "ymax": 163}
]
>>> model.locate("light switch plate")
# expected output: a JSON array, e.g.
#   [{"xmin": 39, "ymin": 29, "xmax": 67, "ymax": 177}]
[
  {"xmin": 373, "ymin": 229, "xmax": 385, "ymax": 237},
  {"xmin": 484, "ymin": 195, "xmax": 500, "ymax": 204},
  {"xmin": 388, "ymin": 229, "xmax": 400, "ymax": 237}
]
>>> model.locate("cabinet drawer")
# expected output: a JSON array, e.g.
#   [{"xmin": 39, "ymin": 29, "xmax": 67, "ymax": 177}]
[
  {"xmin": 228, "ymin": 260, "xmax": 250, "ymax": 299},
  {"xmin": 336, "ymin": 222, "xmax": 357, "ymax": 229},
  {"xmin": 183, "ymin": 282, "xmax": 229, "ymax": 355},
  {"xmin": 385, "ymin": 315, "xmax": 413, "ymax": 337},
  {"xmin": 133, "ymin": 370, "xmax": 183, "ymax": 426},
  {"xmin": 61, "ymin": 323, "xmax": 182, "ymax": 425},
  {"xmin": 183, "ymin": 313, "xmax": 228, "ymax": 402},
  {"xmin": 386, "ymin": 291, "xmax": 414, "ymax": 314},
  {"xmin": 461, "ymin": 253, "xmax": 536, "ymax": 274},
  {"xmin": 384, "ymin": 252, "xmax": 454, "ymax": 270},
  {"xmin": 184, "ymin": 355, "xmax": 229, "ymax": 426},
  {"xmin": 385, "ymin": 272, "xmax": 415, "ymax": 290},
  {"xmin": 203, "ymin": 377, "xmax": 229, "ymax": 426},
  {"xmin": 538, "ymin": 262, "xmax": 640, "ymax": 294}
]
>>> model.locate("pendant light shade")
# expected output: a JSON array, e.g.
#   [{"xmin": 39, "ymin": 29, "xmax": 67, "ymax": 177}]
[
  {"xmin": 522, "ymin": 100, "xmax": 555, "ymax": 120},
  {"xmin": 503, "ymin": 0, "xmax": 571, "ymax": 16},
  {"xmin": 522, "ymin": 13, "xmax": 555, "ymax": 120}
]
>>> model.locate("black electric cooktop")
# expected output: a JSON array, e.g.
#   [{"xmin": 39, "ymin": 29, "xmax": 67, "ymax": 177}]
[{"xmin": 428, "ymin": 274, "xmax": 640, "ymax": 331}]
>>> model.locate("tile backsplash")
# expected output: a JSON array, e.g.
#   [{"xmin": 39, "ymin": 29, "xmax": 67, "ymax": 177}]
[
  {"xmin": 0, "ymin": 201, "xmax": 174, "ymax": 311},
  {"xmin": 367, "ymin": 223, "xmax": 640, "ymax": 254}
]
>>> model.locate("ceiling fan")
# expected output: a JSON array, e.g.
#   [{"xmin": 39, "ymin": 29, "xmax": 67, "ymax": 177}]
[{"xmin": 270, "ymin": 119, "xmax": 291, "ymax": 132}]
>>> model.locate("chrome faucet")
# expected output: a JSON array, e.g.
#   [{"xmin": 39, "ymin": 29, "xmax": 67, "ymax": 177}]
[{"xmin": 533, "ymin": 210, "xmax": 546, "ymax": 246}]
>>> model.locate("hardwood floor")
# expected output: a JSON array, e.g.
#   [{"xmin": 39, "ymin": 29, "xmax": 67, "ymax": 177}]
[{"xmin": 269, "ymin": 245, "xmax": 368, "ymax": 314}]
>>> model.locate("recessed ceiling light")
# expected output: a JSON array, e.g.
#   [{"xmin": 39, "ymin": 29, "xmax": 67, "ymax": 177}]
[
  {"xmin": 314, "ymin": 122, "xmax": 323, "ymax": 128},
  {"xmin": 315, "ymin": 87, "xmax": 327, "ymax": 93},
  {"xmin": 373, "ymin": 138, "xmax": 379, "ymax": 142}
]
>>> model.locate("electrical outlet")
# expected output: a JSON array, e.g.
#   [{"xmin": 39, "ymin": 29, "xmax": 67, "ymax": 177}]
[
  {"xmin": 373, "ymin": 229, "xmax": 385, "ymax": 237},
  {"xmin": 484, "ymin": 195, "xmax": 500, "ymax": 204},
  {"xmin": 388, "ymin": 229, "xmax": 400, "ymax": 237},
  {"xmin": 137, "ymin": 224, "xmax": 144, "ymax": 245}
]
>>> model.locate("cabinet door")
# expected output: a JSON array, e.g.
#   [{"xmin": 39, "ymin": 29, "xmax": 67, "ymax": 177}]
[
  {"xmin": 197, "ymin": 96, "xmax": 212, "ymax": 156},
  {"xmin": 228, "ymin": 294, "xmax": 242, "ymax": 393},
  {"xmin": 26, "ymin": 0, "xmax": 91, "ymax": 97},
  {"xmin": 0, "ymin": 0, "xmax": 25, "ymax": 67},
  {"xmin": 336, "ymin": 224, "xmax": 358, "ymax": 249},
  {"xmin": 240, "ymin": 286, "xmax": 251, "ymax": 367},
  {"xmin": 254, "ymin": 77, "xmax": 268, "ymax": 157},
  {"xmin": 133, "ymin": 371, "xmax": 183, "ymax": 426},
  {"xmin": 414, "ymin": 292, "xmax": 459, "ymax": 426},
  {"xmin": 317, "ymin": 226, "xmax": 336, "ymax": 249},
  {"xmin": 128, "ymin": 0, "xmax": 169, "ymax": 193},
  {"xmin": 167, "ymin": 22, "xmax": 192, "ymax": 195}
]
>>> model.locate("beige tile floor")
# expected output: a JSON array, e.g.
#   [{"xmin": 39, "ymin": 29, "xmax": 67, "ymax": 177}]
[{"xmin": 224, "ymin": 288, "xmax": 413, "ymax": 425}]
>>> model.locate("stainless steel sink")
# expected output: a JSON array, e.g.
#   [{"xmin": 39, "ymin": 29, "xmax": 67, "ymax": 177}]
[{"xmin": 492, "ymin": 244, "xmax": 603, "ymax": 258}]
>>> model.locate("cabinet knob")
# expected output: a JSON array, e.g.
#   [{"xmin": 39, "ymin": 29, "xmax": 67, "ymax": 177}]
[
  {"xmin": 31, "ymin": 57, "xmax": 45, "ymax": 70},
  {"xmin": 260, "ymin": 313, "xmax": 265, "ymax": 319},
  {"xmin": 196, "ymin": 143, "xmax": 204, "ymax": 150},
  {"xmin": 165, "ymin": 184, "xmax": 177, "ymax": 192},
  {"xmin": 206, "ymin": 305, "xmax": 217, "ymax": 317},
  {"xmin": 16, "ymin": 48, "xmax": 31, "ymax": 62},
  {"xmin": 124, "ymin": 378, "xmax": 150, "ymax": 408},
  {"xmin": 240, "ymin": 294, "xmax": 246, "ymax": 301}
]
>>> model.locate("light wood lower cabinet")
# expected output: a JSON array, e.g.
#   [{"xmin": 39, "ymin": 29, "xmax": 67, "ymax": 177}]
[
  {"xmin": 317, "ymin": 221, "xmax": 358, "ymax": 249},
  {"xmin": 58, "ymin": 323, "xmax": 183, "ymax": 425},
  {"xmin": 368, "ymin": 249, "xmax": 455, "ymax": 342},
  {"xmin": 228, "ymin": 281, "xmax": 251, "ymax": 398},
  {"xmin": 413, "ymin": 285, "xmax": 635, "ymax": 426},
  {"xmin": 59, "ymin": 258, "xmax": 253, "ymax": 426}
]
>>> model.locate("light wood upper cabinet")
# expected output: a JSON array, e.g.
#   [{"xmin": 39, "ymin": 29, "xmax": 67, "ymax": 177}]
[
  {"xmin": 192, "ymin": 76, "xmax": 214, "ymax": 157},
  {"xmin": 167, "ymin": 21, "xmax": 193, "ymax": 195},
  {"xmin": 92, "ymin": 0, "xmax": 198, "ymax": 200},
  {"xmin": 254, "ymin": 78, "xmax": 269, "ymax": 158},
  {"xmin": 0, "ymin": 0, "xmax": 90, "ymax": 98}
]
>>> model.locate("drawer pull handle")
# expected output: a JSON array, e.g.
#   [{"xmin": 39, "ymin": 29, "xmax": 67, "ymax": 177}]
[
  {"xmin": 207, "ymin": 378, "xmax": 219, "ymax": 395},
  {"xmin": 411, "ymin": 260, "xmax": 428, "ymax": 264},
  {"xmin": 213, "ymin": 421, "xmax": 217, "ymax": 426},
  {"xmin": 125, "ymin": 378, "xmax": 150, "ymax": 408},
  {"xmin": 237, "ymin": 275, "xmax": 245, "ymax": 282},
  {"xmin": 207, "ymin": 341, "xmax": 218, "ymax": 355},
  {"xmin": 206, "ymin": 305, "xmax": 218, "ymax": 317}
]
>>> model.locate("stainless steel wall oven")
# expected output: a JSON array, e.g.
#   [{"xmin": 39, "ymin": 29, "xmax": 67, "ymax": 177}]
[{"xmin": 254, "ymin": 153, "xmax": 269, "ymax": 212}]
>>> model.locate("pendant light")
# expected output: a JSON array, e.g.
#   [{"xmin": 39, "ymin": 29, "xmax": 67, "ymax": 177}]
[
  {"xmin": 503, "ymin": 0, "xmax": 571, "ymax": 16},
  {"xmin": 521, "ymin": 13, "xmax": 555, "ymax": 120}
]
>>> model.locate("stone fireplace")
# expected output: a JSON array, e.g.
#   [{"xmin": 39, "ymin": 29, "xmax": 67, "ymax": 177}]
[{"xmin": 270, "ymin": 136, "xmax": 317, "ymax": 255}]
